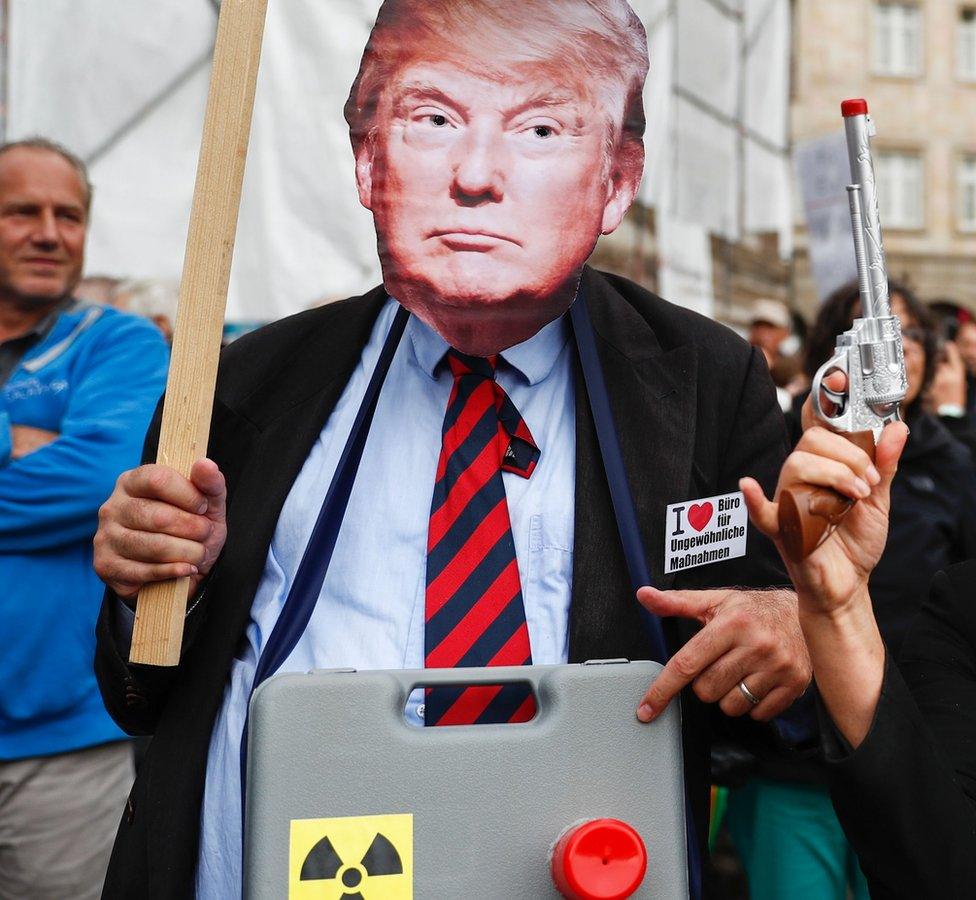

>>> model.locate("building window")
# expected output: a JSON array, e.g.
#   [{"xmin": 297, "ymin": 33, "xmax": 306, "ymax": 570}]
[
  {"xmin": 874, "ymin": 3, "xmax": 922, "ymax": 76},
  {"xmin": 960, "ymin": 8, "xmax": 976, "ymax": 81},
  {"xmin": 960, "ymin": 155, "xmax": 976, "ymax": 231},
  {"xmin": 876, "ymin": 151, "xmax": 924, "ymax": 229}
]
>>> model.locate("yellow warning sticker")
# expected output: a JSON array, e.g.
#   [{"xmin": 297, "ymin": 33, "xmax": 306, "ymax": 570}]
[{"xmin": 289, "ymin": 814, "xmax": 413, "ymax": 899}]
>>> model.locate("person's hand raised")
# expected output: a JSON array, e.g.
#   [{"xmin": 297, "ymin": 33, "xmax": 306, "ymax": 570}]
[
  {"xmin": 94, "ymin": 459, "xmax": 227, "ymax": 604},
  {"xmin": 742, "ymin": 375, "xmax": 908, "ymax": 617},
  {"xmin": 929, "ymin": 339, "xmax": 967, "ymax": 411}
]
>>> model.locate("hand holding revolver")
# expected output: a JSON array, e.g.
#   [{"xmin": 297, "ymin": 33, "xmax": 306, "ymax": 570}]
[{"xmin": 779, "ymin": 99, "xmax": 907, "ymax": 561}]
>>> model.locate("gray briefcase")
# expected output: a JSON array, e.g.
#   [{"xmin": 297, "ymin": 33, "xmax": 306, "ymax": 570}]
[{"xmin": 244, "ymin": 660, "xmax": 688, "ymax": 899}]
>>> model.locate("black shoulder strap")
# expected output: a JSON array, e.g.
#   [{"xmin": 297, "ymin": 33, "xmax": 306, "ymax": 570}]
[
  {"xmin": 570, "ymin": 293, "xmax": 701, "ymax": 900},
  {"xmin": 240, "ymin": 304, "xmax": 409, "ymax": 817},
  {"xmin": 569, "ymin": 296, "xmax": 669, "ymax": 664}
]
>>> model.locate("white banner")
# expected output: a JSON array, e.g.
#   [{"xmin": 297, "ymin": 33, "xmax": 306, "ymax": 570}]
[
  {"xmin": 794, "ymin": 131, "xmax": 858, "ymax": 302},
  {"xmin": 9, "ymin": 0, "xmax": 792, "ymax": 320},
  {"xmin": 744, "ymin": 0, "xmax": 792, "ymax": 254},
  {"xmin": 636, "ymin": 5, "xmax": 673, "ymax": 210},
  {"xmin": 9, "ymin": 0, "xmax": 384, "ymax": 323},
  {"xmin": 657, "ymin": 217, "xmax": 714, "ymax": 319}
]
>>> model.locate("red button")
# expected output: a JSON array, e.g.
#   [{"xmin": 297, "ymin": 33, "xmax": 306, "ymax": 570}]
[{"xmin": 551, "ymin": 818, "xmax": 648, "ymax": 900}]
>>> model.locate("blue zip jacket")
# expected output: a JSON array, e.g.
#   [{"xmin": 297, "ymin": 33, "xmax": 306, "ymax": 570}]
[{"xmin": 0, "ymin": 302, "xmax": 168, "ymax": 759}]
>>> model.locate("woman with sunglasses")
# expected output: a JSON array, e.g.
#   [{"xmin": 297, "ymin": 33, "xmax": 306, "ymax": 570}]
[
  {"xmin": 723, "ymin": 280, "xmax": 976, "ymax": 899},
  {"xmin": 734, "ymin": 412, "xmax": 976, "ymax": 896},
  {"xmin": 791, "ymin": 280, "xmax": 976, "ymax": 659}
]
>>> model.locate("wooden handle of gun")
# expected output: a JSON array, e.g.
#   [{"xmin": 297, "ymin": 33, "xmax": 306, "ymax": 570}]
[
  {"xmin": 129, "ymin": 0, "xmax": 269, "ymax": 667},
  {"xmin": 778, "ymin": 430, "xmax": 876, "ymax": 562}
]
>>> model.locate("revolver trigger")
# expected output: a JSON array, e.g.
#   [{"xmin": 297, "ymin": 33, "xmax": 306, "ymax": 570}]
[{"xmin": 822, "ymin": 385, "xmax": 847, "ymax": 405}]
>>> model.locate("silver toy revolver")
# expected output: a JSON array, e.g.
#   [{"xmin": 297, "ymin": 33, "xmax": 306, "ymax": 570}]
[
  {"xmin": 779, "ymin": 99, "xmax": 907, "ymax": 561},
  {"xmin": 812, "ymin": 98, "xmax": 908, "ymax": 436}
]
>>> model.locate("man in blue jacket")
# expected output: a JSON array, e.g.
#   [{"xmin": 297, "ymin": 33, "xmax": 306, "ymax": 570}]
[{"xmin": 0, "ymin": 138, "xmax": 168, "ymax": 899}]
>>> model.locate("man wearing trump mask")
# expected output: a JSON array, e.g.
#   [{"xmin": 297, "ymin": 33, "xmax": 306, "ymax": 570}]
[{"xmin": 93, "ymin": 1, "xmax": 809, "ymax": 895}]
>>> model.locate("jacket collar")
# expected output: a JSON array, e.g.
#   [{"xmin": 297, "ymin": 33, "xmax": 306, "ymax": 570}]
[
  {"xmin": 234, "ymin": 288, "xmax": 389, "ymax": 430},
  {"xmin": 408, "ymin": 305, "xmax": 570, "ymax": 387}
]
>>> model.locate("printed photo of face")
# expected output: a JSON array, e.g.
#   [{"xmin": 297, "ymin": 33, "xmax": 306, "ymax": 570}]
[{"xmin": 347, "ymin": 2, "xmax": 647, "ymax": 343}]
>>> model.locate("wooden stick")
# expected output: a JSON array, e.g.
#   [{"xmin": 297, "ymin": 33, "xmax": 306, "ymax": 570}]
[{"xmin": 129, "ymin": 0, "xmax": 269, "ymax": 666}]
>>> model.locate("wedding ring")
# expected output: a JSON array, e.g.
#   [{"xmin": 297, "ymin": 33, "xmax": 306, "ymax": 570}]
[{"xmin": 738, "ymin": 679, "xmax": 761, "ymax": 707}]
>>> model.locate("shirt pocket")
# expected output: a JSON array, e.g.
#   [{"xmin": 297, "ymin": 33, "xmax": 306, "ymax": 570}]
[{"xmin": 524, "ymin": 513, "xmax": 574, "ymax": 664}]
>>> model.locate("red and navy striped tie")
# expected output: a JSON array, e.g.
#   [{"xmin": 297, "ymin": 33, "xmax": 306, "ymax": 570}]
[{"xmin": 424, "ymin": 350, "xmax": 540, "ymax": 726}]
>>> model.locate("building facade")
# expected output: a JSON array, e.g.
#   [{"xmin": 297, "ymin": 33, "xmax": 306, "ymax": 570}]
[
  {"xmin": 792, "ymin": 0, "xmax": 976, "ymax": 315},
  {"xmin": 593, "ymin": 0, "xmax": 795, "ymax": 332}
]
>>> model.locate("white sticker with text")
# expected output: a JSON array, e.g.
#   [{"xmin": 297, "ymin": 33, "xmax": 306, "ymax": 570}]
[{"xmin": 664, "ymin": 491, "xmax": 748, "ymax": 574}]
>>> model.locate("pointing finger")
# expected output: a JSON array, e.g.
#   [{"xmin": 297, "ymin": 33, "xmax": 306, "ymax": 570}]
[
  {"xmin": 822, "ymin": 370, "xmax": 847, "ymax": 392},
  {"xmin": 636, "ymin": 586, "xmax": 717, "ymax": 623},
  {"xmin": 782, "ymin": 450, "xmax": 873, "ymax": 501},
  {"xmin": 636, "ymin": 622, "xmax": 735, "ymax": 721},
  {"xmin": 797, "ymin": 426, "xmax": 880, "ymax": 485},
  {"xmin": 802, "ymin": 370, "xmax": 849, "ymax": 430}
]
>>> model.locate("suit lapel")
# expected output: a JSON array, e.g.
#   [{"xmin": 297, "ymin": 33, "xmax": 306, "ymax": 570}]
[{"xmin": 569, "ymin": 269, "xmax": 698, "ymax": 662}]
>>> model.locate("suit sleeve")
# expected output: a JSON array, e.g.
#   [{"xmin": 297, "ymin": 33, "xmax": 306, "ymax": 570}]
[
  {"xmin": 0, "ymin": 317, "xmax": 168, "ymax": 551},
  {"xmin": 674, "ymin": 346, "xmax": 816, "ymax": 751},
  {"xmin": 824, "ymin": 567, "xmax": 976, "ymax": 897},
  {"xmin": 953, "ymin": 465, "xmax": 976, "ymax": 563},
  {"xmin": 677, "ymin": 345, "xmax": 789, "ymax": 591},
  {"xmin": 93, "ymin": 400, "xmax": 214, "ymax": 735},
  {"xmin": 939, "ymin": 414, "xmax": 976, "ymax": 461}
]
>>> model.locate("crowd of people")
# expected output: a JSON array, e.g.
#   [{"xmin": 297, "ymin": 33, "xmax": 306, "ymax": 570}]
[{"xmin": 2, "ymin": 2, "xmax": 976, "ymax": 898}]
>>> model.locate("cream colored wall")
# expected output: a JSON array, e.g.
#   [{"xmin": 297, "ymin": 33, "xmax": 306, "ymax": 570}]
[{"xmin": 792, "ymin": 0, "xmax": 976, "ymax": 311}]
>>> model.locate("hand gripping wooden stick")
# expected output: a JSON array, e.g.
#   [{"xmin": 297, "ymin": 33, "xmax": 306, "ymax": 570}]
[{"xmin": 129, "ymin": 0, "xmax": 269, "ymax": 666}]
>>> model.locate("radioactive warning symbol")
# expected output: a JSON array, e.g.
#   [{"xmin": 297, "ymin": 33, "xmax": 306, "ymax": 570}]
[{"xmin": 289, "ymin": 814, "xmax": 413, "ymax": 899}]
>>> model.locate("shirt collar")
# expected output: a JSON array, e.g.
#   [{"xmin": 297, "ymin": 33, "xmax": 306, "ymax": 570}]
[
  {"xmin": 0, "ymin": 297, "xmax": 75, "ymax": 347},
  {"xmin": 406, "ymin": 302, "xmax": 569, "ymax": 387}
]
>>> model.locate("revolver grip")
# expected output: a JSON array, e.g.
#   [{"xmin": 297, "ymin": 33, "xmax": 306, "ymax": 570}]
[{"xmin": 778, "ymin": 430, "xmax": 876, "ymax": 561}]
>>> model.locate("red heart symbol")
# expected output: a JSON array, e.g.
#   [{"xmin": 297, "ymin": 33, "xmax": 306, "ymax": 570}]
[{"xmin": 688, "ymin": 502, "xmax": 713, "ymax": 532}]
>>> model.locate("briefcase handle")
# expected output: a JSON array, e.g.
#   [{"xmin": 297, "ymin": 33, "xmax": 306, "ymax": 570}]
[
  {"xmin": 312, "ymin": 661, "xmax": 665, "ymax": 729},
  {"xmin": 381, "ymin": 657, "xmax": 651, "ymax": 688}
]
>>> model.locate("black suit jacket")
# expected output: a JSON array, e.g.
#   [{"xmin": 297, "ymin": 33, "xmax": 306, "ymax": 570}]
[
  {"xmin": 825, "ymin": 560, "xmax": 976, "ymax": 898},
  {"xmin": 95, "ymin": 267, "xmax": 789, "ymax": 897}
]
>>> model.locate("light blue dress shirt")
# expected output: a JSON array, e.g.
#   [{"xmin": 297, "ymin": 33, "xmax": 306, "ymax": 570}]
[{"xmin": 195, "ymin": 299, "xmax": 577, "ymax": 898}]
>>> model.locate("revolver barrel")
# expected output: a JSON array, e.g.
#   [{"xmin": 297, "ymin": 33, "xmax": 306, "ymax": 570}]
[
  {"xmin": 843, "ymin": 98, "xmax": 891, "ymax": 320},
  {"xmin": 812, "ymin": 99, "xmax": 907, "ymax": 435}
]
